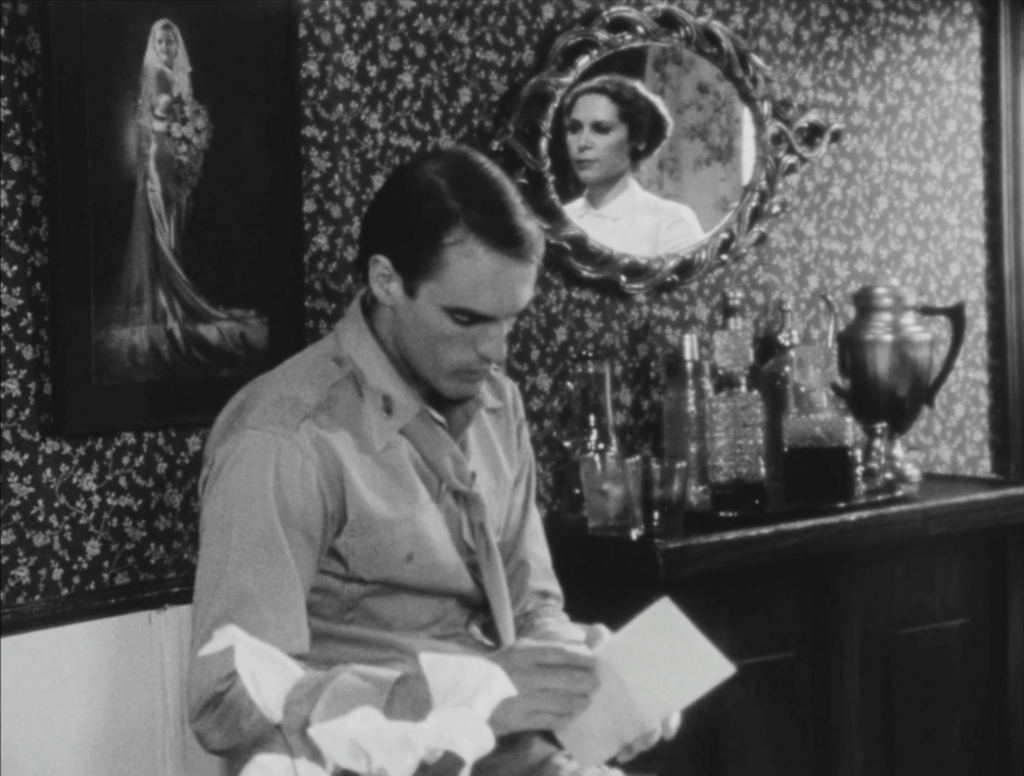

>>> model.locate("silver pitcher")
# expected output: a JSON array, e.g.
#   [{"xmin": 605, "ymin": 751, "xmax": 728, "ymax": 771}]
[{"xmin": 833, "ymin": 283, "xmax": 966, "ymax": 484}]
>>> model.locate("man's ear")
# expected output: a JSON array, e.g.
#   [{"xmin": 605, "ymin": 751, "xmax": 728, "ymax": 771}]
[{"xmin": 367, "ymin": 254, "xmax": 405, "ymax": 307}]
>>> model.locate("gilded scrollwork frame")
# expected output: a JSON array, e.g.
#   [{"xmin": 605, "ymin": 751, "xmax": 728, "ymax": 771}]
[{"xmin": 496, "ymin": 4, "xmax": 843, "ymax": 295}]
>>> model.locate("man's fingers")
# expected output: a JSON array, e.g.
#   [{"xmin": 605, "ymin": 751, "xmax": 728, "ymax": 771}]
[
  {"xmin": 614, "ymin": 728, "xmax": 660, "ymax": 763},
  {"xmin": 487, "ymin": 641, "xmax": 604, "ymax": 736},
  {"xmin": 519, "ymin": 661, "xmax": 599, "ymax": 708},
  {"xmin": 582, "ymin": 623, "xmax": 613, "ymax": 651},
  {"xmin": 523, "ymin": 692, "xmax": 594, "ymax": 727},
  {"xmin": 612, "ymin": 710, "xmax": 683, "ymax": 763},
  {"xmin": 488, "ymin": 681, "xmax": 595, "ymax": 737},
  {"xmin": 512, "ymin": 642, "xmax": 598, "ymax": 670},
  {"xmin": 530, "ymin": 664, "xmax": 599, "ymax": 695},
  {"xmin": 662, "ymin": 710, "xmax": 683, "ymax": 739}
]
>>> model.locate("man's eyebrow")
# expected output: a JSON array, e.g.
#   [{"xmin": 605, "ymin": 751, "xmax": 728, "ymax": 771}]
[
  {"xmin": 443, "ymin": 296, "xmax": 535, "ymax": 323},
  {"xmin": 443, "ymin": 305, "xmax": 497, "ymax": 323}
]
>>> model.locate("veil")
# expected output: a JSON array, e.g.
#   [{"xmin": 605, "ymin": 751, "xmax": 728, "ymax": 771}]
[{"xmin": 142, "ymin": 18, "xmax": 193, "ymax": 100}]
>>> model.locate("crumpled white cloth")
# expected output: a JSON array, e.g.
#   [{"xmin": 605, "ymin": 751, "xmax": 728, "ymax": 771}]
[
  {"xmin": 309, "ymin": 652, "xmax": 517, "ymax": 776},
  {"xmin": 239, "ymin": 754, "xmax": 330, "ymax": 776},
  {"xmin": 197, "ymin": 626, "xmax": 518, "ymax": 776},
  {"xmin": 198, "ymin": 624, "xmax": 305, "ymax": 724}
]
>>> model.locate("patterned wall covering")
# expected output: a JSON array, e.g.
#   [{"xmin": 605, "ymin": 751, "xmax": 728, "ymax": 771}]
[{"xmin": 0, "ymin": 0, "xmax": 997, "ymax": 617}]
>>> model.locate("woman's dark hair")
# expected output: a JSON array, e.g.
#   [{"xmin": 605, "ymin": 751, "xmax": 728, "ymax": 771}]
[
  {"xmin": 564, "ymin": 74, "xmax": 673, "ymax": 164},
  {"xmin": 355, "ymin": 145, "xmax": 543, "ymax": 295}
]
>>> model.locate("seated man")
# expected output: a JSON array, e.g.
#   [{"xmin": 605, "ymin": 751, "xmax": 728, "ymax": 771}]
[{"xmin": 187, "ymin": 145, "xmax": 677, "ymax": 774}]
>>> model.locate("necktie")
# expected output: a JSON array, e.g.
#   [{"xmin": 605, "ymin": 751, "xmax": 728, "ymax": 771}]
[{"xmin": 400, "ymin": 409, "xmax": 516, "ymax": 646}]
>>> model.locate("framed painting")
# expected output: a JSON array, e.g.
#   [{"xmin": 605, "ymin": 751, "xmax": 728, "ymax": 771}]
[{"xmin": 46, "ymin": 0, "xmax": 304, "ymax": 435}]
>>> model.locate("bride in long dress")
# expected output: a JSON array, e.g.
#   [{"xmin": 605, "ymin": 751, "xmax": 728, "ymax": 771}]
[{"xmin": 99, "ymin": 18, "xmax": 265, "ymax": 384}]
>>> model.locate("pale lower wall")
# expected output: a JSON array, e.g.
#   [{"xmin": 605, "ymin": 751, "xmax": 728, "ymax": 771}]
[{"xmin": 0, "ymin": 605, "xmax": 221, "ymax": 776}]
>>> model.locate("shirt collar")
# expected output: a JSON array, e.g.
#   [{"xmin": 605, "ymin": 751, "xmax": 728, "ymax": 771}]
[
  {"xmin": 332, "ymin": 293, "xmax": 504, "ymax": 450},
  {"xmin": 574, "ymin": 177, "xmax": 642, "ymax": 222}
]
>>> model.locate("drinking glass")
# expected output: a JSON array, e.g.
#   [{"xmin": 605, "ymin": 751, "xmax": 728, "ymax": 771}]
[
  {"xmin": 646, "ymin": 457, "xmax": 687, "ymax": 538},
  {"xmin": 580, "ymin": 452, "xmax": 643, "ymax": 538}
]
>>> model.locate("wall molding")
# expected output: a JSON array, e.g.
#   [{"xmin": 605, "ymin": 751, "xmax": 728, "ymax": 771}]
[
  {"xmin": 996, "ymin": 0, "xmax": 1024, "ymax": 481},
  {"xmin": 1, "ymin": 578, "xmax": 193, "ymax": 638}
]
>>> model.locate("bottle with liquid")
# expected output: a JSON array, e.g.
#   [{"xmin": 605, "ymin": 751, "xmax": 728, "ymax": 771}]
[
  {"xmin": 757, "ymin": 298, "xmax": 801, "ymax": 495},
  {"xmin": 760, "ymin": 296, "xmax": 861, "ymax": 503},
  {"xmin": 660, "ymin": 332, "xmax": 711, "ymax": 511},
  {"xmin": 706, "ymin": 291, "xmax": 767, "ymax": 513},
  {"xmin": 711, "ymin": 290, "xmax": 755, "ymax": 391},
  {"xmin": 706, "ymin": 389, "xmax": 767, "ymax": 513},
  {"xmin": 781, "ymin": 396, "xmax": 860, "ymax": 503}
]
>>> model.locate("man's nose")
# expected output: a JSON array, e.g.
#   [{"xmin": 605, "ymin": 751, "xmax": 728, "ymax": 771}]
[{"xmin": 477, "ymin": 322, "xmax": 509, "ymax": 365}]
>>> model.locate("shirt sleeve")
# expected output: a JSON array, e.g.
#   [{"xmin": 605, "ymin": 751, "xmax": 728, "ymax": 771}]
[
  {"xmin": 186, "ymin": 427, "xmax": 410, "ymax": 763},
  {"xmin": 499, "ymin": 386, "xmax": 588, "ymax": 646}
]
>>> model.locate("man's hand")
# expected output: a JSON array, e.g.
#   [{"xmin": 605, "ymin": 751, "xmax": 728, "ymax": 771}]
[
  {"xmin": 487, "ymin": 641, "xmax": 599, "ymax": 736},
  {"xmin": 582, "ymin": 623, "xmax": 683, "ymax": 764},
  {"xmin": 582, "ymin": 622, "xmax": 612, "ymax": 651},
  {"xmin": 614, "ymin": 710, "xmax": 683, "ymax": 763}
]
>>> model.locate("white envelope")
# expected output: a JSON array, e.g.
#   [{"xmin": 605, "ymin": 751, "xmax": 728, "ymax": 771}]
[{"xmin": 556, "ymin": 596, "xmax": 736, "ymax": 767}]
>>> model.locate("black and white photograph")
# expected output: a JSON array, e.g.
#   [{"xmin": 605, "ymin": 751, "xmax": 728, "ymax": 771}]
[
  {"xmin": 0, "ymin": 1, "xmax": 1021, "ymax": 775},
  {"xmin": 46, "ymin": 0, "xmax": 302, "ymax": 432}
]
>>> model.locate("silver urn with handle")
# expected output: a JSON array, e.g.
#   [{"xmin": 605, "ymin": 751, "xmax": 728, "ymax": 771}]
[{"xmin": 832, "ymin": 283, "xmax": 966, "ymax": 485}]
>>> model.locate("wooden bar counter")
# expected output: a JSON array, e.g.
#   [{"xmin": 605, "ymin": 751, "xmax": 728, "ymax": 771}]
[{"xmin": 549, "ymin": 475, "xmax": 1024, "ymax": 776}]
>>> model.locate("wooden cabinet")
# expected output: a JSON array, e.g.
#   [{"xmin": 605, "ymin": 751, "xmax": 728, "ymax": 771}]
[
  {"xmin": 827, "ymin": 538, "xmax": 1007, "ymax": 776},
  {"xmin": 550, "ymin": 476, "xmax": 1024, "ymax": 776}
]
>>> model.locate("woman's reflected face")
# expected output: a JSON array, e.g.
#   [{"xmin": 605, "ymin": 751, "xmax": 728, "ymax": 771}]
[
  {"xmin": 154, "ymin": 27, "xmax": 178, "ymax": 68},
  {"xmin": 565, "ymin": 94, "xmax": 633, "ymax": 190}
]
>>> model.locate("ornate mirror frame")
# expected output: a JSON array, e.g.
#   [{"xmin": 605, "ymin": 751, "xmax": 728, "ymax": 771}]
[{"xmin": 497, "ymin": 4, "xmax": 843, "ymax": 295}]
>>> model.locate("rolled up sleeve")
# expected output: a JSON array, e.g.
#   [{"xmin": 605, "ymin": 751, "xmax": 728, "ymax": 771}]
[{"xmin": 187, "ymin": 428, "xmax": 404, "ymax": 762}]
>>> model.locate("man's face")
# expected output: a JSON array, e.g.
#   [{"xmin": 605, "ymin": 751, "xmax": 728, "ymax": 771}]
[{"xmin": 388, "ymin": 233, "xmax": 537, "ymax": 403}]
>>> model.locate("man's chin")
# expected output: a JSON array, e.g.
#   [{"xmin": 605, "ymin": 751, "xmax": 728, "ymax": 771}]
[{"xmin": 433, "ymin": 378, "xmax": 484, "ymax": 405}]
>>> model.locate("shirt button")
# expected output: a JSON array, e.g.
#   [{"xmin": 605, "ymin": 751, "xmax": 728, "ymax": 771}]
[{"xmin": 382, "ymin": 395, "xmax": 393, "ymax": 417}]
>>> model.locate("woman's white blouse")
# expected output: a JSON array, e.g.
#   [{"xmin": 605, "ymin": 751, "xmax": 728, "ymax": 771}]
[{"xmin": 564, "ymin": 177, "xmax": 704, "ymax": 257}]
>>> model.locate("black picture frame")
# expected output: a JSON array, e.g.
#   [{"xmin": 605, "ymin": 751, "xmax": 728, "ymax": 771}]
[
  {"xmin": 45, "ymin": 0, "xmax": 304, "ymax": 435},
  {"xmin": 990, "ymin": 0, "xmax": 1024, "ymax": 483}
]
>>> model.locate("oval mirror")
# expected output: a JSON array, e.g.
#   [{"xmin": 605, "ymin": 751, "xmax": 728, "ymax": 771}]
[{"xmin": 497, "ymin": 5, "xmax": 843, "ymax": 295}]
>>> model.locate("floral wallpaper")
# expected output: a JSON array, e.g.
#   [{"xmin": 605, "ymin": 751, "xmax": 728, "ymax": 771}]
[{"xmin": 1, "ymin": 0, "xmax": 1000, "ymax": 622}]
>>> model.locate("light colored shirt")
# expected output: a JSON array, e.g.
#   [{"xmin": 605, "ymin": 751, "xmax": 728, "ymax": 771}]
[
  {"xmin": 565, "ymin": 177, "xmax": 704, "ymax": 257},
  {"xmin": 187, "ymin": 295, "xmax": 583, "ymax": 763}
]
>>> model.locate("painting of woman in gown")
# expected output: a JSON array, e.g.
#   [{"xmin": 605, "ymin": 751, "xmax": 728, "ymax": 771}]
[
  {"xmin": 48, "ymin": 1, "xmax": 300, "ymax": 432},
  {"xmin": 94, "ymin": 18, "xmax": 268, "ymax": 384}
]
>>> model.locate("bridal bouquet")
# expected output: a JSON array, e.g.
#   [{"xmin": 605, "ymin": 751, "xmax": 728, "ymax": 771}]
[{"xmin": 167, "ymin": 98, "xmax": 213, "ymax": 194}]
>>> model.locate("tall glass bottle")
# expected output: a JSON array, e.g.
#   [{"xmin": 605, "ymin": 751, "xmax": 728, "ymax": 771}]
[
  {"xmin": 567, "ymin": 352, "xmax": 636, "ymax": 534},
  {"xmin": 759, "ymin": 295, "xmax": 861, "ymax": 503},
  {"xmin": 706, "ymin": 291, "xmax": 767, "ymax": 513},
  {"xmin": 710, "ymin": 290, "xmax": 754, "ymax": 391},
  {"xmin": 569, "ymin": 350, "xmax": 619, "ymax": 456},
  {"xmin": 754, "ymin": 297, "xmax": 801, "ymax": 372},
  {"xmin": 757, "ymin": 298, "xmax": 801, "ymax": 495},
  {"xmin": 661, "ymin": 332, "xmax": 710, "ymax": 510}
]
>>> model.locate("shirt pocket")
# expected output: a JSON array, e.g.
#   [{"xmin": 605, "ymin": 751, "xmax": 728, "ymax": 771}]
[
  {"xmin": 338, "ymin": 506, "xmax": 422, "ymax": 584},
  {"xmin": 338, "ymin": 496, "xmax": 477, "ymax": 594}
]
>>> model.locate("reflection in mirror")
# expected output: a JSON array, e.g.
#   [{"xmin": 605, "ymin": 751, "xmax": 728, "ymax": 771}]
[
  {"xmin": 560, "ymin": 72, "xmax": 705, "ymax": 258},
  {"xmin": 552, "ymin": 45, "xmax": 755, "ymax": 258},
  {"xmin": 497, "ymin": 5, "xmax": 842, "ymax": 295}
]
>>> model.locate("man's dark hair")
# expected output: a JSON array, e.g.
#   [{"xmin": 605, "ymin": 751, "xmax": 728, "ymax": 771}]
[
  {"xmin": 564, "ymin": 74, "xmax": 673, "ymax": 164},
  {"xmin": 355, "ymin": 145, "xmax": 543, "ymax": 295}
]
